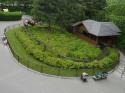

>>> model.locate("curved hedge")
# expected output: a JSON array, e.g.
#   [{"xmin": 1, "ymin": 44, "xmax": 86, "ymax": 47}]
[
  {"xmin": 15, "ymin": 29, "xmax": 119, "ymax": 70},
  {"xmin": 29, "ymin": 26, "xmax": 101, "ymax": 61},
  {"xmin": 0, "ymin": 12, "xmax": 22, "ymax": 21}
]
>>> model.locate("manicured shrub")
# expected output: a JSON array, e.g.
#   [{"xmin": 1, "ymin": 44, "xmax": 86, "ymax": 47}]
[
  {"xmin": 86, "ymin": 48, "xmax": 119, "ymax": 70},
  {"xmin": 30, "ymin": 26, "xmax": 101, "ymax": 60},
  {"xmin": 15, "ymin": 28, "xmax": 119, "ymax": 70},
  {"xmin": 0, "ymin": 11, "xmax": 22, "ymax": 21}
]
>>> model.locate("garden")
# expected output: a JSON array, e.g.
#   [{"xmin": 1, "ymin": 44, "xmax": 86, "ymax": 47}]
[
  {"xmin": 1, "ymin": 0, "xmax": 121, "ymax": 77},
  {"xmin": 5, "ymin": 25, "xmax": 119, "ymax": 77}
]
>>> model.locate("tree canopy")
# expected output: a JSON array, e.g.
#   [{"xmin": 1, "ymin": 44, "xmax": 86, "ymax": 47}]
[
  {"xmin": 106, "ymin": 0, "xmax": 125, "ymax": 49},
  {"xmin": 32, "ymin": 0, "xmax": 106, "ymax": 28}
]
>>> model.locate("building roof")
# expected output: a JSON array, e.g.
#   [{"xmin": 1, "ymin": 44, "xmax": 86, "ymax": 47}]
[{"xmin": 72, "ymin": 20, "xmax": 121, "ymax": 36}]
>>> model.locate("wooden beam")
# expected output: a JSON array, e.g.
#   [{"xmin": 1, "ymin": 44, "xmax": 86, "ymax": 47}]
[{"xmin": 96, "ymin": 37, "xmax": 99, "ymax": 45}]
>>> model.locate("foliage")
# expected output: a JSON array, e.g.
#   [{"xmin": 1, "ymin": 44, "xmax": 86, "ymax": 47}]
[
  {"xmin": 54, "ymin": 0, "xmax": 85, "ymax": 27},
  {"xmin": 32, "ymin": 0, "xmax": 106, "ymax": 28},
  {"xmin": 106, "ymin": 0, "xmax": 125, "ymax": 50},
  {"xmin": 0, "ymin": 11, "xmax": 22, "ymax": 21},
  {"xmin": 30, "ymin": 26, "xmax": 101, "ymax": 60},
  {"xmin": 86, "ymin": 48, "xmax": 119, "ymax": 70},
  {"xmin": 0, "ymin": 0, "xmax": 32, "ymax": 13},
  {"xmin": 80, "ymin": 0, "xmax": 107, "ymax": 21},
  {"xmin": 15, "ymin": 27, "xmax": 119, "ymax": 70},
  {"xmin": 0, "ymin": 0, "xmax": 32, "ymax": 6},
  {"xmin": 6, "ymin": 28, "xmax": 86, "ymax": 77}
]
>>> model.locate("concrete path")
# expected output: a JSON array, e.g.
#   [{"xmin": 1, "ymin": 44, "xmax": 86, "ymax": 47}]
[
  {"xmin": 0, "ymin": 21, "xmax": 125, "ymax": 93},
  {"xmin": 113, "ymin": 52, "xmax": 125, "ymax": 80}
]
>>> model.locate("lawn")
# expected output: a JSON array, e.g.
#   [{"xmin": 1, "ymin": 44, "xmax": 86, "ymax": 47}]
[
  {"xmin": 5, "ymin": 26, "xmax": 119, "ymax": 77},
  {"xmin": 29, "ymin": 26, "xmax": 101, "ymax": 61},
  {"xmin": 6, "ymin": 28, "xmax": 97, "ymax": 77}
]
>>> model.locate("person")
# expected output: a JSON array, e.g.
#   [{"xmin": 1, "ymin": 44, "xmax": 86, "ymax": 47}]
[
  {"xmin": 121, "ymin": 66, "xmax": 125, "ymax": 79},
  {"xmin": 1, "ymin": 36, "xmax": 5, "ymax": 41},
  {"xmin": 23, "ymin": 19, "xmax": 29, "ymax": 31},
  {"xmin": 23, "ymin": 19, "xmax": 29, "ymax": 26},
  {"xmin": 81, "ymin": 72, "xmax": 88, "ymax": 82},
  {"xmin": 29, "ymin": 19, "xmax": 35, "ymax": 26},
  {"xmin": 3, "ymin": 38, "xmax": 7, "ymax": 45}
]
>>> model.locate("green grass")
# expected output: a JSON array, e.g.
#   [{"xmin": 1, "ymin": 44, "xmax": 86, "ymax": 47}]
[
  {"xmin": 6, "ymin": 28, "xmax": 97, "ymax": 77},
  {"xmin": 6, "ymin": 27, "xmax": 118, "ymax": 77},
  {"xmin": 29, "ymin": 26, "xmax": 101, "ymax": 61}
]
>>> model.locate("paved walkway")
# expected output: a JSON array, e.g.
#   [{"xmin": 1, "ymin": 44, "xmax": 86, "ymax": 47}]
[
  {"xmin": 113, "ymin": 52, "xmax": 125, "ymax": 80},
  {"xmin": 0, "ymin": 21, "xmax": 125, "ymax": 93}
]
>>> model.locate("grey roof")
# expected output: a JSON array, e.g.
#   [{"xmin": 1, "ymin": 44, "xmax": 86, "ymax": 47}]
[{"xmin": 72, "ymin": 20, "xmax": 121, "ymax": 36}]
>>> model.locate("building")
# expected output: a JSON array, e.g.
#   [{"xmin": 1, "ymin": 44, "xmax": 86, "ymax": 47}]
[{"xmin": 72, "ymin": 20, "xmax": 121, "ymax": 47}]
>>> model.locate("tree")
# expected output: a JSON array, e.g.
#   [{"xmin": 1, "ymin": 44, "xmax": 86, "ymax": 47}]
[
  {"xmin": 16, "ymin": 0, "xmax": 33, "ymax": 10},
  {"xmin": 79, "ymin": 0, "xmax": 107, "ymax": 20},
  {"xmin": 55, "ymin": 0, "xmax": 85, "ymax": 28},
  {"xmin": 32, "ymin": 0, "xmax": 86, "ymax": 29},
  {"xmin": 32, "ymin": 0, "xmax": 57, "ymax": 31},
  {"xmin": 0, "ymin": 0, "xmax": 32, "ymax": 12},
  {"xmin": 106, "ymin": 0, "xmax": 125, "ymax": 49}
]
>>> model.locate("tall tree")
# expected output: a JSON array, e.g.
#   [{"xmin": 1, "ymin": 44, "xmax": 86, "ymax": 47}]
[
  {"xmin": 106, "ymin": 0, "xmax": 125, "ymax": 49},
  {"xmin": 55, "ymin": 0, "xmax": 85, "ymax": 27},
  {"xmin": 0, "ymin": 0, "xmax": 32, "ymax": 11},
  {"xmin": 16, "ymin": 0, "xmax": 32, "ymax": 8},
  {"xmin": 80, "ymin": 0, "xmax": 107, "ymax": 20},
  {"xmin": 32, "ymin": 0, "xmax": 57, "ymax": 31},
  {"xmin": 32, "ymin": 0, "xmax": 85, "ymax": 28}
]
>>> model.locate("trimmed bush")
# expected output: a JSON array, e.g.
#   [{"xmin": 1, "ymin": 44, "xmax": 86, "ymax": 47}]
[
  {"xmin": 86, "ymin": 48, "xmax": 119, "ymax": 70},
  {"xmin": 30, "ymin": 26, "xmax": 101, "ymax": 60},
  {"xmin": 15, "ymin": 28, "xmax": 119, "ymax": 70},
  {"xmin": 0, "ymin": 11, "xmax": 22, "ymax": 21}
]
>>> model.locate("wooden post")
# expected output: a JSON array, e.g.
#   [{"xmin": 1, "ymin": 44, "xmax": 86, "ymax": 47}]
[{"xmin": 96, "ymin": 37, "xmax": 99, "ymax": 46}]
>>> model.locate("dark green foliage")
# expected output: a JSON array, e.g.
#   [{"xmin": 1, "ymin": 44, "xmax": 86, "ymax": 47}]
[
  {"xmin": 32, "ymin": 0, "xmax": 85, "ymax": 27},
  {"xmin": 32, "ymin": 0, "xmax": 106, "ymax": 28},
  {"xmin": 106, "ymin": 0, "xmax": 125, "ymax": 50},
  {"xmin": 80, "ymin": 0, "xmax": 107, "ymax": 20},
  {"xmin": 54, "ymin": 0, "xmax": 85, "ymax": 27},
  {"xmin": 106, "ymin": 0, "xmax": 125, "ymax": 27},
  {"xmin": 0, "ymin": 0, "xmax": 32, "ymax": 13},
  {"xmin": 32, "ymin": 0, "xmax": 56, "ymax": 23},
  {"xmin": 0, "ymin": 12, "xmax": 22, "ymax": 21}
]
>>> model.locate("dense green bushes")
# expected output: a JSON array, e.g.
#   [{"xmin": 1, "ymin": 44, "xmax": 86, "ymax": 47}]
[
  {"xmin": 0, "ymin": 12, "xmax": 22, "ymax": 21},
  {"xmin": 15, "ymin": 28, "xmax": 119, "ymax": 70},
  {"xmin": 86, "ymin": 49, "xmax": 119, "ymax": 70},
  {"xmin": 30, "ymin": 26, "xmax": 101, "ymax": 60},
  {"xmin": 106, "ymin": 0, "xmax": 125, "ymax": 52}
]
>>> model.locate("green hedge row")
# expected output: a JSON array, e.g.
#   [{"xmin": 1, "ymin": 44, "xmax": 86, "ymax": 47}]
[
  {"xmin": 0, "ymin": 12, "xmax": 22, "ymax": 21},
  {"xmin": 86, "ymin": 49, "xmax": 119, "ymax": 69},
  {"xmin": 15, "ymin": 29, "xmax": 119, "ymax": 70},
  {"xmin": 29, "ymin": 26, "xmax": 101, "ymax": 61}
]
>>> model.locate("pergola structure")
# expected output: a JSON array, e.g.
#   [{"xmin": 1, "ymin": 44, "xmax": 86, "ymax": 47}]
[{"xmin": 72, "ymin": 20, "xmax": 121, "ymax": 47}]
